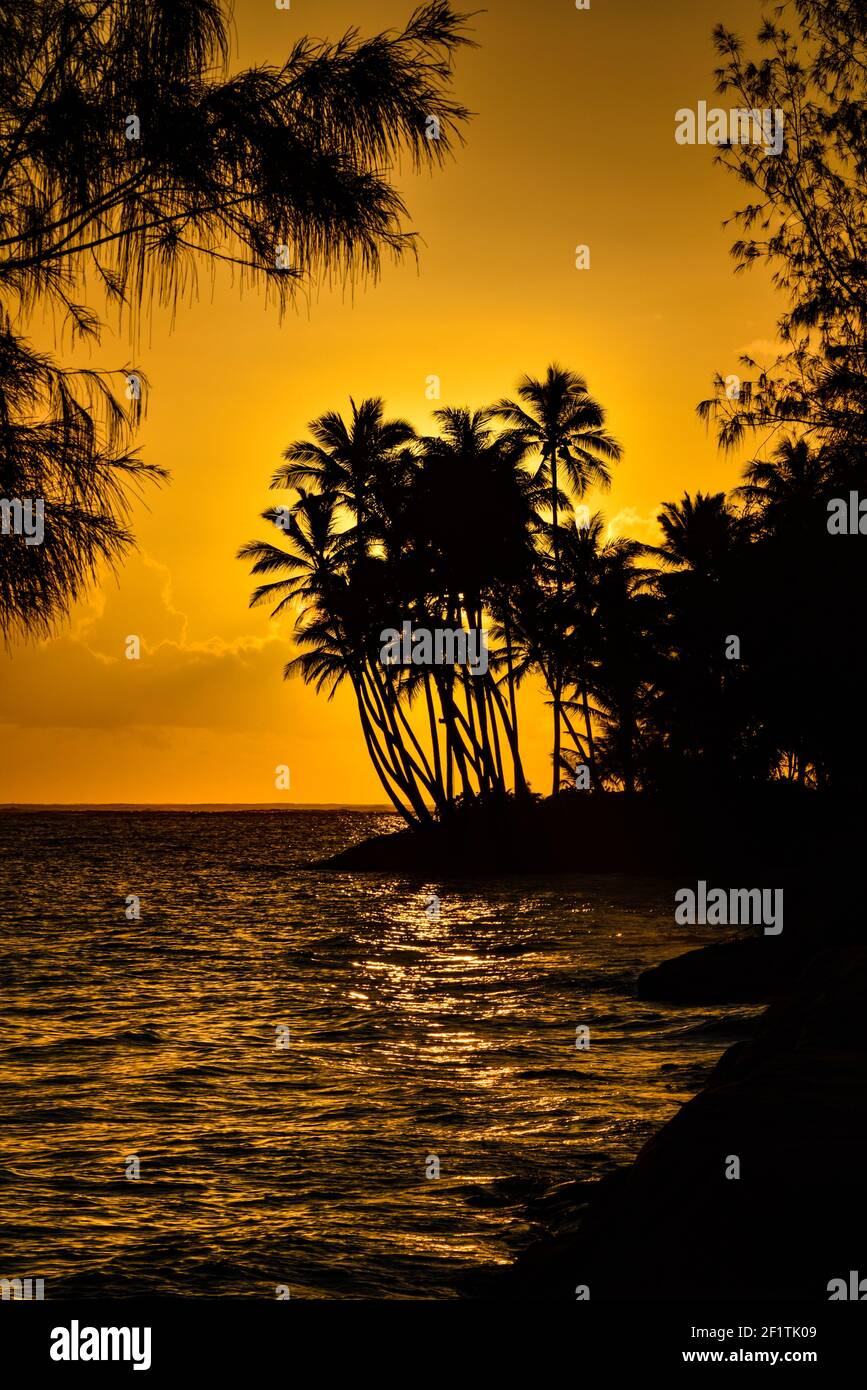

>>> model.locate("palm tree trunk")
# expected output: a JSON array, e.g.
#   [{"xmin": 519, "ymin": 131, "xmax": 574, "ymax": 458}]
[
  {"xmin": 358, "ymin": 674, "xmax": 419, "ymax": 800},
  {"xmin": 578, "ymin": 662, "xmax": 600, "ymax": 789},
  {"xmin": 361, "ymin": 665, "xmax": 434, "ymax": 822},
  {"xmin": 353, "ymin": 680, "xmax": 417, "ymax": 826},
  {"xmin": 423, "ymin": 670, "xmax": 445, "ymax": 807},
  {"xmin": 487, "ymin": 661, "xmax": 527, "ymax": 797},
  {"xmin": 559, "ymin": 701, "xmax": 589, "ymax": 762},
  {"xmin": 485, "ymin": 680, "xmax": 506, "ymax": 791},
  {"xmin": 470, "ymin": 669, "xmax": 498, "ymax": 792},
  {"xmin": 391, "ymin": 679, "xmax": 445, "ymax": 810},
  {"xmin": 503, "ymin": 608, "xmax": 529, "ymax": 800},
  {"xmin": 468, "ymin": 602, "xmax": 501, "ymax": 794},
  {"xmin": 439, "ymin": 674, "xmax": 474, "ymax": 801},
  {"xmin": 552, "ymin": 668, "xmax": 563, "ymax": 796},
  {"xmin": 460, "ymin": 667, "xmax": 485, "ymax": 792},
  {"xmin": 550, "ymin": 443, "xmax": 563, "ymax": 796}
]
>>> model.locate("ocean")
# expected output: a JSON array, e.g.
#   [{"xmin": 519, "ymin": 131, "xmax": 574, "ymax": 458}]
[{"xmin": 0, "ymin": 809, "xmax": 754, "ymax": 1298}]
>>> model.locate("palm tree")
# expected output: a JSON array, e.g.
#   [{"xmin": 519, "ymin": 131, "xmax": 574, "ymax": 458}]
[
  {"xmin": 238, "ymin": 489, "xmax": 433, "ymax": 825},
  {"xmin": 734, "ymin": 436, "xmax": 833, "ymax": 533},
  {"xmin": 273, "ymin": 398, "xmax": 416, "ymax": 567},
  {"xmin": 242, "ymin": 399, "xmax": 551, "ymax": 824},
  {"xmin": 239, "ymin": 488, "xmax": 348, "ymax": 622},
  {"xmin": 492, "ymin": 365, "xmax": 622, "ymax": 792},
  {"xmin": 654, "ymin": 490, "xmax": 742, "ymax": 577},
  {"xmin": 733, "ymin": 438, "xmax": 836, "ymax": 785},
  {"xmin": 579, "ymin": 532, "xmax": 657, "ymax": 794},
  {"xmin": 418, "ymin": 407, "xmax": 537, "ymax": 802},
  {"xmin": 647, "ymin": 492, "xmax": 748, "ymax": 787}
]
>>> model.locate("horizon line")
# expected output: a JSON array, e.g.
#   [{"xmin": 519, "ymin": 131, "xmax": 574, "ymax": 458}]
[{"xmin": 0, "ymin": 801, "xmax": 396, "ymax": 812}]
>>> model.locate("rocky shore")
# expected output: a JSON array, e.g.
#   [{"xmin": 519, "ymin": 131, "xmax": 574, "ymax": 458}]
[
  {"xmin": 323, "ymin": 790, "xmax": 865, "ymax": 1302},
  {"xmin": 507, "ymin": 943, "xmax": 867, "ymax": 1299},
  {"xmin": 634, "ymin": 933, "xmax": 812, "ymax": 1003},
  {"xmin": 320, "ymin": 787, "xmax": 853, "ymax": 880}
]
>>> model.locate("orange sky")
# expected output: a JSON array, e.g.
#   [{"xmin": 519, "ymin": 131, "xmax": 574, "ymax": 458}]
[{"xmin": 0, "ymin": 0, "xmax": 782, "ymax": 805}]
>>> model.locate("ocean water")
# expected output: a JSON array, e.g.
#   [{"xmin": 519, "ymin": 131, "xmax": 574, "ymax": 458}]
[{"xmin": 0, "ymin": 810, "xmax": 753, "ymax": 1299}]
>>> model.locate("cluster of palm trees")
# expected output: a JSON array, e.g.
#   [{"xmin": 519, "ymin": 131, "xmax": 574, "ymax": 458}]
[{"xmin": 240, "ymin": 365, "xmax": 865, "ymax": 825}]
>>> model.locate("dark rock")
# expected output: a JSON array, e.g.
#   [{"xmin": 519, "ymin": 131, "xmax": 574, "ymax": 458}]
[
  {"xmin": 509, "ymin": 946, "xmax": 867, "ymax": 1300},
  {"xmin": 317, "ymin": 788, "xmax": 863, "ymax": 881},
  {"xmin": 637, "ymin": 935, "xmax": 810, "ymax": 1003}
]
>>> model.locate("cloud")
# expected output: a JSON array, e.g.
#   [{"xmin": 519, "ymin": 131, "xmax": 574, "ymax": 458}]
[
  {"xmin": 69, "ymin": 553, "xmax": 187, "ymax": 655},
  {"xmin": 0, "ymin": 552, "xmax": 293, "ymax": 730},
  {"xmin": 735, "ymin": 339, "xmax": 782, "ymax": 360},
  {"xmin": 606, "ymin": 507, "xmax": 661, "ymax": 543}
]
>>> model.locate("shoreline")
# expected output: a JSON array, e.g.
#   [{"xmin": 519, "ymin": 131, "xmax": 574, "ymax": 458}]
[
  {"xmin": 501, "ymin": 943, "xmax": 867, "ymax": 1300},
  {"xmin": 318, "ymin": 788, "xmax": 857, "ymax": 881},
  {"xmin": 318, "ymin": 792, "xmax": 867, "ymax": 1300}
]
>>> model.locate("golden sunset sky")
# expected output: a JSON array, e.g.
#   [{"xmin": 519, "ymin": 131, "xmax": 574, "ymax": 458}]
[{"xmin": 1, "ymin": 0, "xmax": 781, "ymax": 805}]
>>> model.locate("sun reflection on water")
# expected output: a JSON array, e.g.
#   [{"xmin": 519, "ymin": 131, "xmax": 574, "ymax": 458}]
[{"xmin": 0, "ymin": 811, "xmax": 759, "ymax": 1298}]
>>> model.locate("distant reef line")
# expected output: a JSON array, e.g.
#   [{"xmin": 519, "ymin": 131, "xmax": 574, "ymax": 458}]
[{"xmin": 0, "ymin": 802, "xmax": 396, "ymax": 813}]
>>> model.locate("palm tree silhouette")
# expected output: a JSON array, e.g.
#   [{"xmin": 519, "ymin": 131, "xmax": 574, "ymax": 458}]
[
  {"xmin": 418, "ymin": 406, "xmax": 536, "ymax": 802},
  {"xmin": 555, "ymin": 513, "xmax": 646, "ymax": 791},
  {"xmin": 734, "ymin": 437, "xmax": 833, "ymax": 533},
  {"xmin": 492, "ymin": 365, "xmax": 622, "ymax": 793},
  {"xmin": 274, "ymin": 398, "xmax": 416, "ymax": 569},
  {"xmin": 647, "ymin": 492, "xmax": 748, "ymax": 787},
  {"xmin": 589, "ymin": 538, "xmax": 658, "ymax": 795},
  {"xmin": 239, "ymin": 488, "xmax": 435, "ymax": 824},
  {"xmin": 240, "ymin": 378, "xmax": 863, "ymax": 815}
]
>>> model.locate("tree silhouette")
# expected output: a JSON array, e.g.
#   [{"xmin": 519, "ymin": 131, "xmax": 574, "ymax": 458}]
[
  {"xmin": 0, "ymin": 0, "xmax": 474, "ymax": 639},
  {"xmin": 699, "ymin": 0, "xmax": 867, "ymax": 456},
  {"xmin": 491, "ymin": 365, "xmax": 622, "ymax": 793},
  {"xmin": 241, "ymin": 362, "xmax": 867, "ymax": 820},
  {"xmin": 274, "ymin": 398, "xmax": 416, "ymax": 571}
]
